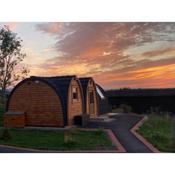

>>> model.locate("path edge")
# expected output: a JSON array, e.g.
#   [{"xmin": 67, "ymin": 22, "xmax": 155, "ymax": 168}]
[
  {"xmin": 105, "ymin": 129, "xmax": 126, "ymax": 153},
  {"xmin": 130, "ymin": 116, "xmax": 160, "ymax": 153}
]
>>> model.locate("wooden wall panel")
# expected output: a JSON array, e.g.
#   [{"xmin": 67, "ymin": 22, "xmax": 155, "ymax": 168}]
[
  {"xmin": 8, "ymin": 80, "xmax": 64, "ymax": 127},
  {"xmin": 68, "ymin": 79, "xmax": 83, "ymax": 125}
]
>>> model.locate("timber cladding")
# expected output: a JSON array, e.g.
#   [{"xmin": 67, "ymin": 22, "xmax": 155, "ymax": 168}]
[
  {"xmin": 86, "ymin": 79, "xmax": 98, "ymax": 117},
  {"xmin": 7, "ymin": 80, "xmax": 64, "ymax": 127},
  {"xmin": 4, "ymin": 76, "xmax": 85, "ymax": 128},
  {"xmin": 67, "ymin": 79, "xmax": 83, "ymax": 125},
  {"xmin": 4, "ymin": 75, "xmax": 108, "ymax": 128}
]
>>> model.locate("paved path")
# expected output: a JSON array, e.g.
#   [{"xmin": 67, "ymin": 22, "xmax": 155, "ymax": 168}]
[
  {"xmin": 0, "ymin": 145, "xmax": 36, "ymax": 153},
  {"xmin": 88, "ymin": 113, "xmax": 153, "ymax": 153}
]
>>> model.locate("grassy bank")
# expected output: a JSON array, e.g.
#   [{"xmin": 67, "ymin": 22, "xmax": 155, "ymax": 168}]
[
  {"xmin": 139, "ymin": 112, "xmax": 175, "ymax": 152},
  {"xmin": 0, "ymin": 129, "xmax": 115, "ymax": 151}
]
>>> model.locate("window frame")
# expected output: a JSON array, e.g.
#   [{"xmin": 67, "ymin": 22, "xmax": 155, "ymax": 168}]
[{"xmin": 71, "ymin": 86, "xmax": 79, "ymax": 102}]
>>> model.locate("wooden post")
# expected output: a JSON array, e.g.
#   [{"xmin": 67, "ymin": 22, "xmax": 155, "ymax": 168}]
[{"xmin": 64, "ymin": 129, "xmax": 74, "ymax": 144}]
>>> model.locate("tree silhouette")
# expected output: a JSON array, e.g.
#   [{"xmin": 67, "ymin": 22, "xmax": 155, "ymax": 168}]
[{"xmin": 0, "ymin": 25, "xmax": 29, "ymax": 104}]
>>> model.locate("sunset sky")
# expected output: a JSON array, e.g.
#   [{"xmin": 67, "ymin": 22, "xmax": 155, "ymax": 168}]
[{"xmin": 1, "ymin": 22, "xmax": 175, "ymax": 89}]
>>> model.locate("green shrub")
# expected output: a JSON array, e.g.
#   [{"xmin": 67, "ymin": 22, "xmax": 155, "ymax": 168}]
[
  {"xmin": 148, "ymin": 107, "xmax": 172, "ymax": 116},
  {"xmin": 95, "ymin": 128, "xmax": 104, "ymax": 136},
  {"xmin": 112, "ymin": 104, "xmax": 132, "ymax": 113},
  {"xmin": 148, "ymin": 107, "xmax": 161, "ymax": 114},
  {"xmin": 112, "ymin": 108, "xmax": 123, "ymax": 113},
  {"xmin": 0, "ymin": 129, "xmax": 12, "ymax": 140},
  {"xmin": 119, "ymin": 104, "xmax": 132, "ymax": 113}
]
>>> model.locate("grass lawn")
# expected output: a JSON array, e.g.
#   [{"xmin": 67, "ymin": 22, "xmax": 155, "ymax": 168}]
[
  {"xmin": 139, "ymin": 113, "xmax": 175, "ymax": 152},
  {"xmin": 0, "ymin": 128, "xmax": 115, "ymax": 151}
]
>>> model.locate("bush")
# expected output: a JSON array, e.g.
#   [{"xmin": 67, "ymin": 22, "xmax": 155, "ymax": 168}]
[
  {"xmin": 112, "ymin": 104, "xmax": 132, "ymax": 113},
  {"xmin": 95, "ymin": 128, "xmax": 104, "ymax": 136},
  {"xmin": 119, "ymin": 104, "xmax": 132, "ymax": 113},
  {"xmin": 148, "ymin": 107, "xmax": 160, "ymax": 114},
  {"xmin": 148, "ymin": 107, "xmax": 172, "ymax": 116},
  {"xmin": 112, "ymin": 107, "xmax": 123, "ymax": 113},
  {"xmin": 0, "ymin": 129, "xmax": 12, "ymax": 140}
]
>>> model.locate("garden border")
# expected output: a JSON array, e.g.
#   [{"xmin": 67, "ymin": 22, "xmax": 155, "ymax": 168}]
[{"xmin": 130, "ymin": 116, "xmax": 160, "ymax": 153}]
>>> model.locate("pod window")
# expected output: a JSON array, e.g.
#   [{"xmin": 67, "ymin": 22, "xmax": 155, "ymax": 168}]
[{"xmin": 72, "ymin": 86, "xmax": 78, "ymax": 101}]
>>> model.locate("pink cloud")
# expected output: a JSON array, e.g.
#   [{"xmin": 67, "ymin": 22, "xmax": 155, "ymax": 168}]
[
  {"xmin": 33, "ymin": 22, "xmax": 175, "ymax": 89},
  {"xmin": 36, "ymin": 22, "xmax": 62, "ymax": 34},
  {"xmin": 4, "ymin": 22, "xmax": 19, "ymax": 30}
]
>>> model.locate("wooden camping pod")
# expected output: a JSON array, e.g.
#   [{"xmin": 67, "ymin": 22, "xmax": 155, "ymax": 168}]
[
  {"xmin": 80, "ymin": 77, "xmax": 109, "ymax": 117},
  {"xmin": 4, "ymin": 76, "xmax": 84, "ymax": 127},
  {"xmin": 79, "ymin": 77, "xmax": 99, "ymax": 117}
]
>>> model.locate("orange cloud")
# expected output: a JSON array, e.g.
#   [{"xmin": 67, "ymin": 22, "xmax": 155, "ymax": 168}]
[
  {"xmin": 32, "ymin": 22, "xmax": 175, "ymax": 89},
  {"xmin": 94, "ymin": 63, "xmax": 175, "ymax": 89}
]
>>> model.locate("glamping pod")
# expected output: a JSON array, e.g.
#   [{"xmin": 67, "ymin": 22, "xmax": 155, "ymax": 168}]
[
  {"xmin": 4, "ymin": 75, "xmax": 84, "ymax": 127},
  {"xmin": 80, "ymin": 77, "xmax": 109, "ymax": 117},
  {"xmin": 79, "ymin": 77, "xmax": 99, "ymax": 117}
]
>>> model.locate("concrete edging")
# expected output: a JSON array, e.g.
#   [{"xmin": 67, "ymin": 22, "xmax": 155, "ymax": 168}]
[
  {"xmin": 0, "ymin": 144, "xmax": 45, "ymax": 153},
  {"xmin": 105, "ymin": 129, "xmax": 126, "ymax": 153},
  {"xmin": 130, "ymin": 116, "xmax": 160, "ymax": 153}
]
